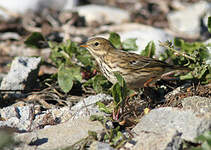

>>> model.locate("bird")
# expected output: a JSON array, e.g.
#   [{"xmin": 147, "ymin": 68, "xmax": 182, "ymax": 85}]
[{"xmin": 80, "ymin": 37, "xmax": 188, "ymax": 90}]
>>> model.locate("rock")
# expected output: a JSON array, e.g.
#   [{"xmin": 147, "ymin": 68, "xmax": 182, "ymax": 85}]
[
  {"xmin": 0, "ymin": 56, "xmax": 41, "ymax": 91},
  {"xmin": 167, "ymin": 1, "xmax": 211, "ymax": 38},
  {"xmin": 90, "ymin": 141, "xmax": 115, "ymax": 150},
  {"xmin": 15, "ymin": 117, "xmax": 103, "ymax": 150},
  {"xmin": 76, "ymin": 4, "xmax": 130, "ymax": 25},
  {"xmin": 132, "ymin": 107, "xmax": 211, "ymax": 150},
  {"xmin": 71, "ymin": 94, "xmax": 113, "ymax": 119},
  {"xmin": 33, "ymin": 106, "xmax": 72, "ymax": 128},
  {"xmin": 0, "ymin": 105, "xmax": 34, "ymax": 131},
  {"xmin": 0, "ymin": 0, "xmax": 78, "ymax": 19},
  {"xmin": 99, "ymin": 23, "xmax": 174, "ymax": 55},
  {"xmin": 132, "ymin": 128, "xmax": 182, "ymax": 150},
  {"xmin": 182, "ymin": 96, "xmax": 211, "ymax": 117}
]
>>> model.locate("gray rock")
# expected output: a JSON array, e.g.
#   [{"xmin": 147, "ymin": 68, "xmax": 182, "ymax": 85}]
[
  {"xmin": 182, "ymin": 96, "xmax": 211, "ymax": 117},
  {"xmin": 0, "ymin": 105, "xmax": 34, "ymax": 131},
  {"xmin": 132, "ymin": 107, "xmax": 211, "ymax": 150},
  {"xmin": 99, "ymin": 23, "xmax": 174, "ymax": 55},
  {"xmin": 71, "ymin": 94, "xmax": 113, "ymax": 119},
  {"xmin": 132, "ymin": 129, "xmax": 182, "ymax": 150},
  {"xmin": 76, "ymin": 4, "xmax": 130, "ymax": 25},
  {"xmin": 15, "ymin": 117, "xmax": 103, "ymax": 150},
  {"xmin": 167, "ymin": 1, "xmax": 211, "ymax": 38},
  {"xmin": 0, "ymin": 56, "xmax": 41, "ymax": 91},
  {"xmin": 90, "ymin": 141, "xmax": 114, "ymax": 150}
]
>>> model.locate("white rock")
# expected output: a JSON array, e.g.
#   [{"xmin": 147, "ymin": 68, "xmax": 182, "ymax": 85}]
[
  {"xmin": 71, "ymin": 94, "xmax": 113, "ymax": 119},
  {"xmin": 0, "ymin": 105, "xmax": 34, "ymax": 131},
  {"xmin": 0, "ymin": 57, "xmax": 41, "ymax": 91},
  {"xmin": 75, "ymin": 4, "xmax": 130, "ymax": 25},
  {"xmin": 167, "ymin": 1, "xmax": 211, "ymax": 38},
  {"xmin": 0, "ymin": 0, "xmax": 78, "ymax": 19}
]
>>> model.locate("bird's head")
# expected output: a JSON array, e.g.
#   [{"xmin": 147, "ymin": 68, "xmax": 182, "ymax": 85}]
[{"xmin": 80, "ymin": 37, "xmax": 114, "ymax": 57}]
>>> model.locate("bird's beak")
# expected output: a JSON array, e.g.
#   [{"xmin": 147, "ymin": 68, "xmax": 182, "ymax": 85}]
[{"xmin": 80, "ymin": 44, "xmax": 88, "ymax": 48}]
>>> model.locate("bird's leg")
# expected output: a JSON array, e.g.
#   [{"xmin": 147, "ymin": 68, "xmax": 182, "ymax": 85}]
[
  {"xmin": 161, "ymin": 71, "xmax": 179, "ymax": 80},
  {"xmin": 144, "ymin": 77, "xmax": 156, "ymax": 87},
  {"xmin": 113, "ymin": 108, "xmax": 120, "ymax": 120}
]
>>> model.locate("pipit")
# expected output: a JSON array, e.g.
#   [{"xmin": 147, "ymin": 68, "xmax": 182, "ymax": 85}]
[{"xmin": 81, "ymin": 37, "xmax": 188, "ymax": 90}]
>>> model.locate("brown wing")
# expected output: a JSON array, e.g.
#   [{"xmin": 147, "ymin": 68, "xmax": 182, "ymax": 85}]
[{"xmin": 116, "ymin": 51, "xmax": 173, "ymax": 70}]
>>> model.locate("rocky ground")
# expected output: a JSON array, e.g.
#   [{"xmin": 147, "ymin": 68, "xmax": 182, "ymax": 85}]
[{"xmin": 0, "ymin": 0, "xmax": 211, "ymax": 150}]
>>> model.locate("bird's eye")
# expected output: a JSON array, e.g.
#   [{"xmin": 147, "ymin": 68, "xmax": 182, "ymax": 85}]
[{"xmin": 94, "ymin": 42, "xmax": 99, "ymax": 46}]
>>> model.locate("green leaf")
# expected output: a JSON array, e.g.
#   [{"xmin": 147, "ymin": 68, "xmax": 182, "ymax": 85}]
[
  {"xmin": 180, "ymin": 72, "xmax": 194, "ymax": 80},
  {"xmin": 111, "ymin": 83, "xmax": 122, "ymax": 106},
  {"xmin": 111, "ymin": 72, "xmax": 128, "ymax": 107},
  {"xmin": 24, "ymin": 32, "xmax": 46, "ymax": 48},
  {"xmin": 96, "ymin": 102, "xmax": 112, "ymax": 114},
  {"xmin": 88, "ymin": 131, "xmax": 97, "ymax": 140},
  {"xmin": 141, "ymin": 41, "xmax": 155, "ymax": 58},
  {"xmin": 122, "ymin": 38, "xmax": 138, "ymax": 51},
  {"xmin": 198, "ymin": 65, "xmax": 208, "ymax": 79},
  {"xmin": 193, "ymin": 131, "xmax": 211, "ymax": 150},
  {"xmin": 208, "ymin": 16, "xmax": 211, "ymax": 33},
  {"xmin": 109, "ymin": 32, "xmax": 121, "ymax": 49},
  {"xmin": 86, "ymin": 74, "xmax": 111, "ymax": 93},
  {"xmin": 112, "ymin": 131, "xmax": 123, "ymax": 146},
  {"xmin": 174, "ymin": 38, "xmax": 184, "ymax": 48},
  {"xmin": 113, "ymin": 72, "xmax": 125, "ymax": 87},
  {"xmin": 58, "ymin": 64, "xmax": 73, "ymax": 93},
  {"xmin": 69, "ymin": 67, "xmax": 82, "ymax": 82},
  {"xmin": 90, "ymin": 115, "xmax": 104, "ymax": 121},
  {"xmin": 77, "ymin": 48, "xmax": 93, "ymax": 66}
]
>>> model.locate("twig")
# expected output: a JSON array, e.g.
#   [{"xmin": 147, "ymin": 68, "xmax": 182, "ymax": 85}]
[{"xmin": 159, "ymin": 41, "xmax": 196, "ymax": 61}]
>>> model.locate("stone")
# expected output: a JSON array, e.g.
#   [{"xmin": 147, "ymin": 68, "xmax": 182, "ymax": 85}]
[
  {"xmin": 132, "ymin": 128, "xmax": 182, "ymax": 150},
  {"xmin": 15, "ymin": 117, "xmax": 103, "ymax": 150},
  {"xmin": 181, "ymin": 96, "xmax": 211, "ymax": 117},
  {"xmin": 90, "ymin": 141, "xmax": 114, "ymax": 150},
  {"xmin": 167, "ymin": 1, "xmax": 211, "ymax": 38},
  {"xmin": 0, "ymin": 0, "xmax": 78, "ymax": 19},
  {"xmin": 70, "ymin": 94, "xmax": 113, "ymax": 119},
  {"xmin": 0, "ymin": 105, "xmax": 34, "ymax": 131},
  {"xmin": 0, "ymin": 56, "xmax": 41, "ymax": 91},
  {"xmin": 76, "ymin": 4, "xmax": 130, "ymax": 25},
  {"xmin": 132, "ymin": 107, "xmax": 211, "ymax": 149}
]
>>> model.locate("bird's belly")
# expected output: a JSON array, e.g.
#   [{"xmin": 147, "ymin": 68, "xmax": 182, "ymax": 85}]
[{"xmin": 98, "ymin": 61, "xmax": 117, "ymax": 84}]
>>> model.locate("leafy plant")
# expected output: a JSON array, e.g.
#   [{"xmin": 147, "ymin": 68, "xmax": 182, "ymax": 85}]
[
  {"xmin": 141, "ymin": 41, "xmax": 156, "ymax": 58},
  {"xmin": 83, "ymin": 74, "xmax": 112, "ymax": 93},
  {"xmin": 25, "ymin": 33, "xmax": 94, "ymax": 93},
  {"xmin": 109, "ymin": 32, "xmax": 138, "ymax": 51},
  {"xmin": 89, "ymin": 115, "xmax": 128, "ymax": 148},
  {"xmin": 24, "ymin": 32, "xmax": 46, "ymax": 48},
  {"xmin": 110, "ymin": 72, "xmax": 129, "ymax": 117},
  {"xmin": 159, "ymin": 39, "xmax": 211, "ymax": 84},
  {"xmin": 58, "ymin": 64, "xmax": 82, "ymax": 93},
  {"xmin": 208, "ymin": 16, "xmax": 211, "ymax": 33},
  {"xmin": 191, "ymin": 131, "xmax": 211, "ymax": 150}
]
